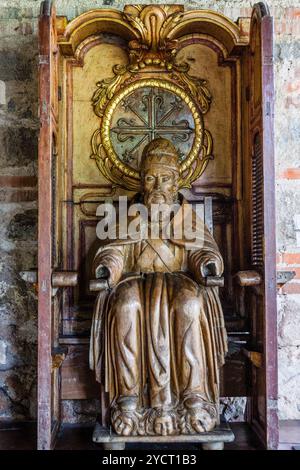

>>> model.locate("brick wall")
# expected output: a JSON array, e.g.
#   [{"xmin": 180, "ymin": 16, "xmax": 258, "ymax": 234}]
[
  {"xmin": 273, "ymin": 6, "xmax": 300, "ymax": 420},
  {"xmin": 0, "ymin": 0, "xmax": 299, "ymax": 422}
]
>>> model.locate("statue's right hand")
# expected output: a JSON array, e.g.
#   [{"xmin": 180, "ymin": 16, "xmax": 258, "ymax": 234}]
[{"xmin": 95, "ymin": 265, "xmax": 110, "ymax": 280}]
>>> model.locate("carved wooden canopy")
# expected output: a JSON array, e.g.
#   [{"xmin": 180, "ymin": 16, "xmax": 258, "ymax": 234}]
[{"xmin": 57, "ymin": 5, "xmax": 249, "ymax": 191}]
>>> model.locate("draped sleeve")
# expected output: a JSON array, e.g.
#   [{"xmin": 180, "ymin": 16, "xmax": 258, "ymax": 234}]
[
  {"xmin": 90, "ymin": 244, "xmax": 127, "ymax": 380},
  {"xmin": 93, "ymin": 245, "xmax": 125, "ymax": 287},
  {"xmin": 187, "ymin": 222, "xmax": 224, "ymax": 285}
]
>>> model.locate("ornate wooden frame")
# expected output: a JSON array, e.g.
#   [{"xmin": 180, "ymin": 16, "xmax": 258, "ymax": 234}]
[{"xmin": 38, "ymin": 1, "xmax": 278, "ymax": 450}]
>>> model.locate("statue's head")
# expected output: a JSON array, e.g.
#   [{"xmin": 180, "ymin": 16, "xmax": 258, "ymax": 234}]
[{"xmin": 140, "ymin": 138, "xmax": 180, "ymax": 209}]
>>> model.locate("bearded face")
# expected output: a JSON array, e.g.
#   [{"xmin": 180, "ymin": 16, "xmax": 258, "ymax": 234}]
[{"xmin": 143, "ymin": 165, "xmax": 179, "ymax": 210}]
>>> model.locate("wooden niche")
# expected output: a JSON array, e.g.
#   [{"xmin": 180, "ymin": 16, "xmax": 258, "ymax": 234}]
[{"xmin": 38, "ymin": 1, "xmax": 278, "ymax": 449}]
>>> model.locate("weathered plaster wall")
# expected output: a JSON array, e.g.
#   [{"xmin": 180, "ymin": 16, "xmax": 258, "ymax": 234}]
[{"xmin": 0, "ymin": 0, "xmax": 299, "ymax": 422}]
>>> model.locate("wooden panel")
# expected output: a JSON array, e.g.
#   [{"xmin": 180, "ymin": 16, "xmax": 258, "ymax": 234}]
[
  {"xmin": 38, "ymin": 0, "xmax": 60, "ymax": 450},
  {"xmin": 221, "ymin": 354, "xmax": 248, "ymax": 397},
  {"xmin": 72, "ymin": 40, "xmax": 129, "ymax": 187},
  {"xmin": 176, "ymin": 40, "xmax": 233, "ymax": 189},
  {"xmin": 61, "ymin": 345, "xmax": 99, "ymax": 399},
  {"xmin": 246, "ymin": 3, "xmax": 278, "ymax": 449}
]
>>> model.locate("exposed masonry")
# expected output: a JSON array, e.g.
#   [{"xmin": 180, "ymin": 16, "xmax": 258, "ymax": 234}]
[{"xmin": 0, "ymin": 0, "xmax": 299, "ymax": 422}]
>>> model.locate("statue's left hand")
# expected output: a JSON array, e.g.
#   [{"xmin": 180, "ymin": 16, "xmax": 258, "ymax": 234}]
[{"xmin": 200, "ymin": 259, "xmax": 220, "ymax": 278}]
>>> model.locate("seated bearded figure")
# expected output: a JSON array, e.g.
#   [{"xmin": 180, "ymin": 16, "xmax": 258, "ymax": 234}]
[{"xmin": 90, "ymin": 138, "xmax": 227, "ymax": 437}]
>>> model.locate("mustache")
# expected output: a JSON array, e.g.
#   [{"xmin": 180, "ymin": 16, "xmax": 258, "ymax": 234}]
[{"xmin": 147, "ymin": 191, "xmax": 166, "ymax": 198}]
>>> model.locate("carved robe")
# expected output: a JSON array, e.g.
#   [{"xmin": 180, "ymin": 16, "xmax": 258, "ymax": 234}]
[{"xmin": 90, "ymin": 199, "xmax": 227, "ymax": 433}]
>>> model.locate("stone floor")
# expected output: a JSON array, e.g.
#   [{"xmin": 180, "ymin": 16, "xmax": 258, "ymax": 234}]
[
  {"xmin": 0, "ymin": 421, "xmax": 299, "ymax": 450},
  {"xmin": 0, "ymin": 422, "xmax": 261, "ymax": 450},
  {"xmin": 278, "ymin": 420, "xmax": 300, "ymax": 450}
]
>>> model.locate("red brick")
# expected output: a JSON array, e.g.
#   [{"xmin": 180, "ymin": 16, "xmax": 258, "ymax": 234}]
[
  {"xmin": 274, "ymin": 8, "xmax": 300, "ymax": 37},
  {"xmin": 0, "ymin": 176, "xmax": 37, "ymax": 188},
  {"xmin": 284, "ymin": 96, "xmax": 300, "ymax": 109},
  {"xmin": 278, "ymin": 253, "xmax": 300, "ymax": 265},
  {"xmin": 280, "ymin": 282, "xmax": 300, "ymax": 294},
  {"xmin": 286, "ymin": 81, "xmax": 300, "ymax": 93},
  {"xmin": 277, "ymin": 168, "xmax": 300, "ymax": 180},
  {"xmin": 0, "ymin": 189, "xmax": 37, "ymax": 202},
  {"xmin": 290, "ymin": 8, "xmax": 300, "ymax": 18}
]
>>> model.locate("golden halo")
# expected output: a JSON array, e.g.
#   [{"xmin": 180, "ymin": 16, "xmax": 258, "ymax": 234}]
[{"xmin": 100, "ymin": 78, "xmax": 204, "ymax": 181}]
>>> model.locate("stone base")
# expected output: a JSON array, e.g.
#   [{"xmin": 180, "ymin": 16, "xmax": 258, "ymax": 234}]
[{"xmin": 92, "ymin": 421, "xmax": 234, "ymax": 450}]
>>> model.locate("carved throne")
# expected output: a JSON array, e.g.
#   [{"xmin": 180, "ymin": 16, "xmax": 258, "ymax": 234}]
[{"xmin": 37, "ymin": 2, "xmax": 278, "ymax": 449}]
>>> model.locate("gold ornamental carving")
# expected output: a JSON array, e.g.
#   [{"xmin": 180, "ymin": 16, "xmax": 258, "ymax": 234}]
[{"xmin": 90, "ymin": 5, "xmax": 215, "ymax": 190}]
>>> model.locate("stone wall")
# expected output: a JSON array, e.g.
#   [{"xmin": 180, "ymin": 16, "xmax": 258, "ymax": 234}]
[
  {"xmin": 0, "ymin": 1, "xmax": 38, "ymax": 419},
  {"xmin": 0, "ymin": 0, "xmax": 299, "ymax": 422}
]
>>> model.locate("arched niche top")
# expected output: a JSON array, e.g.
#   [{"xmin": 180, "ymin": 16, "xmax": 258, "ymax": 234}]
[
  {"xmin": 57, "ymin": 9, "xmax": 139, "ymax": 56},
  {"xmin": 57, "ymin": 6, "xmax": 249, "ymax": 58},
  {"xmin": 169, "ymin": 10, "xmax": 249, "ymax": 53}
]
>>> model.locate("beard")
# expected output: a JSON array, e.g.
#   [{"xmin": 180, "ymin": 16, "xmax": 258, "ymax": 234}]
[
  {"xmin": 144, "ymin": 190, "xmax": 178, "ymax": 227},
  {"xmin": 144, "ymin": 190, "xmax": 174, "ymax": 208}
]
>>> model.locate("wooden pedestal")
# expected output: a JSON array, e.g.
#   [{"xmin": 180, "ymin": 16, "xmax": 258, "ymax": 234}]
[{"xmin": 92, "ymin": 421, "xmax": 234, "ymax": 450}]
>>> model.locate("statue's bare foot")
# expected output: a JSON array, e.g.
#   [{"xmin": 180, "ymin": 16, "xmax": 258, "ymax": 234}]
[
  {"xmin": 111, "ymin": 395, "xmax": 140, "ymax": 436},
  {"xmin": 183, "ymin": 397, "xmax": 216, "ymax": 433},
  {"xmin": 113, "ymin": 414, "xmax": 135, "ymax": 436},
  {"xmin": 153, "ymin": 409, "xmax": 177, "ymax": 436},
  {"xmin": 189, "ymin": 408, "xmax": 215, "ymax": 433}
]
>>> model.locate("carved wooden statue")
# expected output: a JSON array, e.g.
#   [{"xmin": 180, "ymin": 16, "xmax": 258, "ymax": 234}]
[{"xmin": 90, "ymin": 138, "xmax": 227, "ymax": 436}]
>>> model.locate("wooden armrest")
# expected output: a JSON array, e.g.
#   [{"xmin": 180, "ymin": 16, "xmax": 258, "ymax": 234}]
[
  {"xmin": 89, "ymin": 279, "xmax": 110, "ymax": 292},
  {"xmin": 204, "ymin": 276, "xmax": 224, "ymax": 287},
  {"xmin": 89, "ymin": 277, "xmax": 225, "ymax": 290},
  {"xmin": 234, "ymin": 270, "xmax": 261, "ymax": 287},
  {"xmin": 19, "ymin": 271, "xmax": 78, "ymax": 289},
  {"xmin": 52, "ymin": 271, "xmax": 78, "ymax": 287}
]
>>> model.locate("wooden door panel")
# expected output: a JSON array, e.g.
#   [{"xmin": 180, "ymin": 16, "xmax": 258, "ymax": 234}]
[
  {"xmin": 38, "ymin": 0, "xmax": 61, "ymax": 450},
  {"xmin": 247, "ymin": 2, "xmax": 278, "ymax": 449}
]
